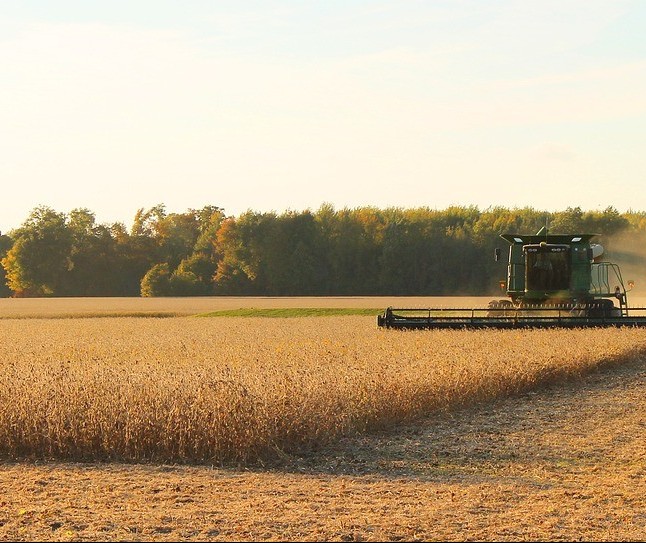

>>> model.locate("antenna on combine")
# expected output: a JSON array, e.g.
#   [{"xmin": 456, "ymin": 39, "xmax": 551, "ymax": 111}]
[{"xmin": 535, "ymin": 216, "xmax": 549, "ymax": 238}]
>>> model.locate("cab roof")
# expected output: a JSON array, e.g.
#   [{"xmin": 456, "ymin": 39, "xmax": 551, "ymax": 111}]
[{"xmin": 500, "ymin": 233, "xmax": 598, "ymax": 245}]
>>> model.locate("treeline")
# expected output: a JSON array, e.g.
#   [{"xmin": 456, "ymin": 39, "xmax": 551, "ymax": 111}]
[{"xmin": 1, "ymin": 204, "xmax": 644, "ymax": 298}]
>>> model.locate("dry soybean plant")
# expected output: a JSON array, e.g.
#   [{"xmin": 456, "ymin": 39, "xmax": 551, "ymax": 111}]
[{"xmin": 0, "ymin": 317, "xmax": 644, "ymax": 465}]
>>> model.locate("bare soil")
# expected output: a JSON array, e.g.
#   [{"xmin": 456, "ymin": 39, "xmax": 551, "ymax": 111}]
[{"xmin": 1, "ymin": 354, "xmax": 644, "ymax": 542}]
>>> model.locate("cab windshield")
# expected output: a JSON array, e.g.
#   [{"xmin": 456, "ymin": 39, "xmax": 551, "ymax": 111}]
[{"xmin": 525, "ymin": 246, "xmax": 570, "ymax": 291}]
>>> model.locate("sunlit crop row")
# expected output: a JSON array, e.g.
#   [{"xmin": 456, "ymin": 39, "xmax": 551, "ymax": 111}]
[{"xmin": 0, "ymin": 316, "xmax": 644, "ymax": 465}]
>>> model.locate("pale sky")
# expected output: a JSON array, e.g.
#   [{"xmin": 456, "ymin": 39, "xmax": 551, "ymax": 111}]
[{"xmin": 1, "ymin": 1, "xmax": 645, "ymax": 233}]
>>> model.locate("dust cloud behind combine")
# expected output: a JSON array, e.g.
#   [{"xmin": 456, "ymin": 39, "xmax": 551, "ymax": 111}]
[{"xmin": 602, "ymin": 230, "xmax": 646, "ymax": 303}]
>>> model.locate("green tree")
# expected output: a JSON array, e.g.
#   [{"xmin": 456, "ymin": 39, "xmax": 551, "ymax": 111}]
[
  {"xmin": 0, "ymin": 231, "xmax": 13, "ymax": 297},
  {"xmin": 109, "ymin": 222, "xmax": 158, "ymax": 296},
  {"xmin": 131, "ymin": 204, "xmax": 167, "ymax": 237},
  {"xmin": 62, "ymin": 208, "xmax": 122, "ymax": 296},
  {"xmin": 1, "ymin": 206, "xmax": 72, "ymax": 296},
  {"xmin": 140, "ymin": 263, "xmax": 171, "ymax": 297},
  {"xmin": 131, "ymin": 204, "xmax": 226, "ymax": 295},
  {"xmin": 592, "ymin": 206, "xmax": 630, "ymax": 237},
  {"xmin": 315, "ymin": 206, "xmax": 383, "ymax": 295},
  {"xmin": 173, "ymin": 206, "xmax": 225, "ymax": 280},
  {"xmin": 169, "ymin": 268, "xmax": 206, "ymax": 296},
  {"xmin": 549, "ymin": 207, "xmax": 585, "ymax": 234},
  {"xmin": 213, "ymin": 216, "xmax": 256, "ymax": 294}
]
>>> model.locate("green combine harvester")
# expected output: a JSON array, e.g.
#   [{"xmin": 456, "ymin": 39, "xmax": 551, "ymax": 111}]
[{"xmin": 377, "ymin": 228, "xmax": 646, "ymax": 329}]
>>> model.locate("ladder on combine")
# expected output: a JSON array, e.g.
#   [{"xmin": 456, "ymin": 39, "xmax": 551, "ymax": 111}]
[{"xmin": 591, "ymin": 262, "xmax": 629, "ymax": 317}]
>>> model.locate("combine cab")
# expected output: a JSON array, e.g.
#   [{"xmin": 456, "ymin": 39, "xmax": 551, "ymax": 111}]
[{"xmin": 377, "ymin": 228, "xmax": 646, "ymax": 329}]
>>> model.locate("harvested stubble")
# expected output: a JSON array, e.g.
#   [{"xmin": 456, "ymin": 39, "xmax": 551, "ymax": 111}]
[{"xmin": 0, "ymin": 316, "xmax": 644, "ymax": 465}]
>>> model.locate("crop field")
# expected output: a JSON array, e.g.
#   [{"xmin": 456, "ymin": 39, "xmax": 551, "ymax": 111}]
[
  {"xmin": 0, "ymin": 296, "xmax": 645, "ymax": 541},
  {"xmin": 0, "ymin": 295, "xmax": 498, "ymax": 319}
]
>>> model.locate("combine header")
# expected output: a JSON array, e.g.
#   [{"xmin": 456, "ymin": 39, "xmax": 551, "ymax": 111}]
[{"xmin": 377, "ymin": 228, "xmax": 646, "ymax": 329}]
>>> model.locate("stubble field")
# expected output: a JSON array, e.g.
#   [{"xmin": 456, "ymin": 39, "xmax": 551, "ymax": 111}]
[{"xmin": 0, "ymin": 296, "xmax": 644, "ymax": 541}]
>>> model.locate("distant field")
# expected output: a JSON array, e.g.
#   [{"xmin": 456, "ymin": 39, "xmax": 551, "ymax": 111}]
[
  {"xmin": 3, "ymin": 294, "xmax": 646, "ymax": 319},
  {"xmin": 0, "ymin": 295, "xmax": 497, "ymax": 318},
  {"xmin": 196, "ymin": 307, "xmax": 380, "ymax": 317}
]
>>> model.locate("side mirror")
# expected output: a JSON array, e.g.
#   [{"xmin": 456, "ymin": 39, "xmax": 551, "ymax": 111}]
[{"xmin": 494, "ymin": 248, "xmax": 501, "ymax": 262}]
